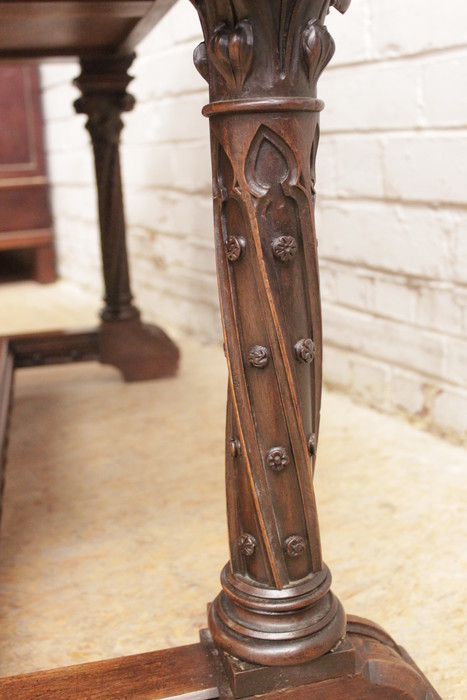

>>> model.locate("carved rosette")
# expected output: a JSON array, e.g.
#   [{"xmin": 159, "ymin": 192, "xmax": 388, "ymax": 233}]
[{"xmin": 190, "ymin": 0, "xmax": 350, "ymax": 668}]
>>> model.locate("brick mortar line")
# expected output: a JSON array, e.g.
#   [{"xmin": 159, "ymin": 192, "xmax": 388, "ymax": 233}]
[
  {"xmin": 320, "ymin": 126, "xmax": 467, "ymax": 137},
  {"xmin": 318, "ymin": 258, "xmax": 467, "ymax": 290},
  {"xmin": 322, "ymin": 300, "xmax": 466, "ymax": 342},
  {"xmin": 318, "ymin": 193, "xmax": 467, "ymax": 211},
  {"xmin": 322, "ymin": 340, "xmax": 467, "ymax": 393},
  {"xmin": 327, "ymin": 42, "xmax": 467, "ymax": 72}
]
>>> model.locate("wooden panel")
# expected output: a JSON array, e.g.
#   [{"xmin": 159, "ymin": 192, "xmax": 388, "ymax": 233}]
[
  {"xmin": 0, "ymin": 1, "xmax": 177, "ymax": 59},
  {"xmin": 0, "ymin": 643, "xmax": 219, "ymax": 700},
  {"xmin": 0, "ymin": 65, "xmax": 44, "ymax": 178},
  {"xmin": 0, "ymin": 186, "xmax": 51, "ymax": 233},
  {"xmin": 0, "ymin": 62, "xmax": 54, "ymax": 280}
]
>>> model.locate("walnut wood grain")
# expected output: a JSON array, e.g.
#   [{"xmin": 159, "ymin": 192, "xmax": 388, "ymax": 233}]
[
  {"xmin": 0, "ymin": 1, "xmax": 177, "ymax": 60},
  {"xmin": 0, "ymin": 643, "xmax": 219, "ymax": 700},
  {"xmin": 0, "ymin": 623, "xmax": 441, "ymax": 700}
]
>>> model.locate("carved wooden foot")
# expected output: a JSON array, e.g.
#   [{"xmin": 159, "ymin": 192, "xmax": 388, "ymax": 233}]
[
  {"xmin": 201, "ymin": 617, "xmax": 441, "ymax": 699},
  {"xmin": 189, "ymin": 0, "xmax": 442, "ymax": 697},
  {"xmin": 74, "ymin": 55, "xmax": 179, "ymax": 382},
  {"xmin": 98, "ymin": 314, "xmax": 179, "ymax": 382}
]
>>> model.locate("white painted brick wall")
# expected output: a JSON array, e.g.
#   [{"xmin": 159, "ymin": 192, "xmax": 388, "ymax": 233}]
[{"xmin": 39, "ymin": 0, "xmax": 467, "ymax": 444}]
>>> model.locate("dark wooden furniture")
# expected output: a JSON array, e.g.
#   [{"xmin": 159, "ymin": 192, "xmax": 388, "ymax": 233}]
[
  {"xmin": 0, "ymin": 0, "xmax": 180, "ymax": 382},
  {"xmin": 0, "ymin": 1, "xmax": 443, "ymax": 699},
  {"xmin": 0, "ymin": 63, "xmax": 56, "ymax": 283}
]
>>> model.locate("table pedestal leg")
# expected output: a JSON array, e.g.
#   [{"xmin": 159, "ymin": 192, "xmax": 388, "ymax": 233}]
[
  {"xmin": 74, "ymin": 55, "xmax": 179, "ymax": 381},
  {"xmin": 188, "ymin": 1, "xmax": 442, "ymax": 697}
]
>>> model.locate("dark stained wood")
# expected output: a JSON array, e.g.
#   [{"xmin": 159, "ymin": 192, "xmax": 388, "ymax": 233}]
[
  {"xmin": 8, "ymin": 328, "xmax": 100, "ymax": 368},
  {"xmin": 0, "ymin": 64, "xmax": 46, "ymax": 177},
  {"xmin": 191, "ymin": 0, "xmax": 345, "ymax": 670},
  {"xmin": 73, "ymin": 53, "xmax": 180, "ymax": 380},
  {"xmin": 0, "ymin": 186, "xmax": 51, "ymax": 232},
  {"xmin": 0, "ymin": 63, "xmax": 55, "ymax": 283},
  {"xmin": 0, "ymin": 338, "xmax": 14, "ymax": 522},
  {"xmin": 0, "ymin": 5, "xmax": 179, "ymax": 380},
  {"xmin": 188, "ymin": 0, "xmax": 443, "ymax": 696},
  {"xmin": 0, "ymin": 0, "xmax": 177, "ymax": 60},
  {"xmin": 0, "ymin": 643, "xmax": 219, "ymax": 700},
  {"xmin": 0, "ymin": 1, "xmax": 445, "ymax": 698},
  {"xmin": 0, "ymin": 622, "xmax": 440, "ymax": 700}
]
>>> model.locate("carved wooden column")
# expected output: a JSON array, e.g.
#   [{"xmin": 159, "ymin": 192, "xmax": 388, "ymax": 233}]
[
  {"xmin": 74, "ymin": 56, "xmax": 179, "ymax": 381},
  {"xmin": 190, "ymin": 1, "xmax": 442, "ymax": 698},
  {"xmin": 191, "ymin": 0, "xmax": 346, "ymax": 671}
]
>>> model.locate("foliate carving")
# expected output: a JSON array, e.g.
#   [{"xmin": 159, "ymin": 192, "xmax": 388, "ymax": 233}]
[
  {"xmin": 272, "ymin": 235, "xmax": 297, "ymax": 262},
  {"xmin": 210, "ymin": 20, "xmax": 254, "ymax": 91},
  {"xmin": 193, "ymin": 41, "xmax": 209, "ymax": 82},
  {"xmin": 331, "ymin": 0, "xmax": 352, "ymax": 14},
  {"xmin": 73, "ymin": 54, "xmax": 135, "ymax": 144},
  {"xmin": 191, "ymin": 0, "xmax": 347, "ymax": 104},
  {"xmin": 266, "ymin": 447, "xmax": 290, "ymax": 472},
  {"xmin": 294, "ymin": 338, "xmax": 316, "ymax": 364},
  {"xmin": 225, "ymin": 235, "xmax": 245, "ymax": 262},
  {"xmin": 238, "ymin": 533, "xmax": 257, "ymax": 557},
  {"xmin": 248, "ymin": 345, "xmax": 269, "ymax": 369},
  {"xmin": 285, "ymin": 535, "xmax": 307, "ymax": 558},
  {"xmin": 74, "ymin": 94, "xmax": 134, "ymax": 143},
  {"xmin": 302, "ymin": 20, "xmax": 336, "ymax": 83}
]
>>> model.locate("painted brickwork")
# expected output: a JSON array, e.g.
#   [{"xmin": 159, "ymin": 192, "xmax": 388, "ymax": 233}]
[{"xmin": 40, "ymin": 0, "xmax": 467, "ymax": 443}]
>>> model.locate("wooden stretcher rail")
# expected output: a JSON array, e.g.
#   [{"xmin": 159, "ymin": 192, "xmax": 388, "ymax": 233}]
[
  {"xmin": 8, "ymin": 329, "xmax": 100, "ymax": 368},
  {"xmin": 0, "ymin": 339, "xmax": 14, "ymax": 522},
  {"xmin": 0, "ymin": 643, "xmax": 219, "ymax": 700}
]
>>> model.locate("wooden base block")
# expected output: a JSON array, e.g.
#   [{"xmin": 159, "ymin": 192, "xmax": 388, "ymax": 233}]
[
  {"xmin": 99, "ymin": 315, "xmax": 180, "ymax": 382},
  {"xmin": 201, "ymin": 616, "xmax": 441, "ymax": 700},
  {"xmin": 199, "ymin": 629, "xmax": 356, "ymax": 699}
]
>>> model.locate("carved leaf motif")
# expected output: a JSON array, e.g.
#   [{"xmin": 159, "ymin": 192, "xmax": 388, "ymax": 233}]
[
  {"xmin": 193, "ymin": 41, "xmax": 209, "ymax": 83},
  {"xmin": 210, "ymin": 20, "xmax": 254, "ymax": 90},
  {"xmin": 302, "ymin": 19, "xmax": 335, "ymax": 84},
  {"xmin": 330, "ymin": 0, "xmax": 352, "ymax": 14}
]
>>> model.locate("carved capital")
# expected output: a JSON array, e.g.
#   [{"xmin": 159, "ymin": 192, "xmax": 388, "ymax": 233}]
[
  {"xmin": 73, "ymin": 54, "xmax": 137, "ymax": 322},
  {"xmin": 73, "ymin": 55, "xmax": 135, "ymax": 144},
  {"xmin": 191, "ymin": 0, "xmax": 340, "ymax": 103}
]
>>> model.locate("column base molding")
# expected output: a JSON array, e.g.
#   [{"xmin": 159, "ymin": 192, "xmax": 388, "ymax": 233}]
[{"xmin": 201, "ymin": 616, "xmax": 442, "ymax": 700}]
